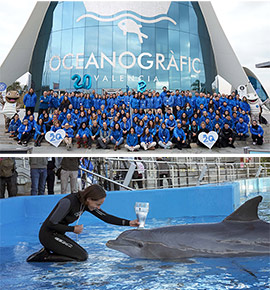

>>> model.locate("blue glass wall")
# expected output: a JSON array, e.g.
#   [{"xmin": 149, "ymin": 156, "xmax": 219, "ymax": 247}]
[{"xmin": 31, "ymin": 1, "xmax": 217, "ymax": 94}]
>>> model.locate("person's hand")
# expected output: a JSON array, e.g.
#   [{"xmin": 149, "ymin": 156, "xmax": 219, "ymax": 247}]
[
  {"xmin": 74, "ymin": 224, "xmax": 83, "ymax": 234},
  {"xmin": 182, "ymin": 140, "xmax": 185, "ymax": 143},
  {"xmin": 129, "ymin": 219, "xmax": 140, "ymax": 227}
]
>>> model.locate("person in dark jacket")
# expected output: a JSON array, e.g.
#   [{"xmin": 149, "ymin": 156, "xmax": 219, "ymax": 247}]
[
  {"xmin": 97, "ymin": 122, "xmax": 111, "ymax": 149},
  {"xmin": 197, "ymin": 122, "xmax": 209, "ymax": 147},
  {"xmin": 27, "ymin": 184, "xmax": 139, "ymax": 262},
  {"xmin": 47, "ymin": 157, "xmax": 56, "ymax": 195},
  {"xmin": 220, "ymin": 123, "xmax": 235, "ymax": 148}
]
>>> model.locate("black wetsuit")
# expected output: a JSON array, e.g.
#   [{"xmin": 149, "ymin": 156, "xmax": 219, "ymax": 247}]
[{"xmin": 28, "ymin": 193, "xmax": 130, "ymax": 262}]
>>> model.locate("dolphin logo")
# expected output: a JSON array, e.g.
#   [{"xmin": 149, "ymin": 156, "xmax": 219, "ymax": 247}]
[
  {"xmin": 118, "ymin": 19, "xmax": 148, "ymax": 43},
  {"xmin": 77, "ymin": 1, "xmax": 176, "ymax": 43}
]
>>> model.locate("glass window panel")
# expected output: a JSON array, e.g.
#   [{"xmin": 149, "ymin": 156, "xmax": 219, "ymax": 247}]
[
  {"xmin": 168, "ymin": 29, "xmax": 180, "ymax": 58},
  {"xmin": 190, "ymin": 34, "xmax": 199, "ymax": 59},
  {"xmin": 168, "ymin": 2, "xmax": 180, "ymax": 31},
  {"xmin": 179, "ymin": 4, "xmax": 189, "ymax": 32},
  {"xmin": 180, "ymin": 31, "xmax": 190, "ymax": 57},
  {"xmin": 156, "ymin": 28, "xmax": 168, "ymax": 54},
  {"xmin": 84, "ymin": 26, "xmax": 98, "ymax": 55},
  {"xmin": 73, "ymin": 1, "xmax": 86, "ymax": 28},
  {"xmin": 113, "ymin": 24, "xmax": 127, "ymax": 55},
  {"xmin": 72, "ymin": 27, "xmax": 85, "ymax": 55},
  {"xmin": 189, "ymin": 6, "xmax": 198, "ymax": 35},
  {"xmin": 51, "ymin": 31, "xmax": 61, "ymax": 55},
  {"xmin": 98, "ymin": 25, "xmax": 113, "ymax": 56},
  {"xmin": 60, "ymin": 29, "xmax": 73, "ymax": 57},
  {"xmin": 62, "ymin": 2, "xmax": 74, "ymax": 30},
  {"xmin": 140, "ymin": 26, "xmax": 155, "ymax": 55},
  {"xmin": 52, "ymin": 2, "xmax": 62, "ymax": 32}
]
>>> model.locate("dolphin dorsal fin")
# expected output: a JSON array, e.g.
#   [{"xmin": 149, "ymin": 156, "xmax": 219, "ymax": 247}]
[{"xmin": 224, "ymin": 196, "xmax": 262, "ymax": 222}]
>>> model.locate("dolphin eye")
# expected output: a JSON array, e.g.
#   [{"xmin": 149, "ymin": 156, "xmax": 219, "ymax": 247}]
[{"xmin": 138, "ymin": 242, "xmax": 143, "ymax": 248}]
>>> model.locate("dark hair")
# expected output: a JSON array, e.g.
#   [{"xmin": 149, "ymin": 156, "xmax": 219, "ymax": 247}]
[{"xmin": 78, "ymin": 184, "xmax": 106, "ymax": 204}]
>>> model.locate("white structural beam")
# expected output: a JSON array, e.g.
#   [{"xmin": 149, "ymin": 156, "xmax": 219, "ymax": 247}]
[
  {"xmin": 0, "ymin": 2, "xmax": 50, "ymax": 86},
  {"xmin": 199, "ymin": 2, "xmax": 255, "ymax": 94}
]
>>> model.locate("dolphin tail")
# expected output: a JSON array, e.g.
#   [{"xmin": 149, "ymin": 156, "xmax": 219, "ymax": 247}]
[
  {"xmin": 141, "ymin": 32, "xmax": 148, "ymax": 39},
  {"xmin": 138, "ymin": 32, "xmax": 148, "ymax": 43}
]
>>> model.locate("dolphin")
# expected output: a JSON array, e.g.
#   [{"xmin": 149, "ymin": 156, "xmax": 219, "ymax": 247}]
[{"xmin": 106, "ymin": 196, "xmax": 270, "ymax": 260}]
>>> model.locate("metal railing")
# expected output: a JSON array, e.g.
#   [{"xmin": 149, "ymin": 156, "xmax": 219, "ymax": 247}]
[
  {"xmin": 8, "ymin": 157, "xmax": 270, "ymax": 195},
  {"xmin": 88, "ymin": 157, "xmax": 270, "ymax": 190}
]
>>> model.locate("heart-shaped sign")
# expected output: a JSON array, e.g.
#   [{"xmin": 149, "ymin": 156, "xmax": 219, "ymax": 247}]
[
  {"xmin": 198, "ymin": 131, "xmax": 218, "ymax": 149},
  {"xmin": 45, "ymin": 129, "xmax": 65, "ymax": 147}
]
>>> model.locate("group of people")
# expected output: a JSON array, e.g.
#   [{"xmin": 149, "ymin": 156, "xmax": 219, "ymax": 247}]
[{"xmin": 7, "ymin": 87, "xmax": 265, "ymax": 150}]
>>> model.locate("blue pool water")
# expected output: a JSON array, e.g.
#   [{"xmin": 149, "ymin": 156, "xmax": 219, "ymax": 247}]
[{"xmin": 1, "ymin": 192, "xmax": 269, "ymax": 289}]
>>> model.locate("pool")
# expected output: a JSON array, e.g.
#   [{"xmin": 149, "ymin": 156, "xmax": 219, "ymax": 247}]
[{"xmin": 1, "ymin": 192, "xmax": 269, "ymax": 289}]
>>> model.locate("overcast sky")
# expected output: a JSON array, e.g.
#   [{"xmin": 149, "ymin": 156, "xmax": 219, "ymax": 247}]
[{"xmin": 0, "ymin": 0, "xmax": 269, "ymax": 94}]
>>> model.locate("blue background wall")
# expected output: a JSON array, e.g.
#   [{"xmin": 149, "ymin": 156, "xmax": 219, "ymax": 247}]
[{"xmin": 0, "ymin": 182, "xmax": 240, "ymax": 227}]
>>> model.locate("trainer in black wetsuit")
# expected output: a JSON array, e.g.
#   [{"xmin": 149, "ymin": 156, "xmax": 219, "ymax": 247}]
[{"xmin": 27, "ymin": 184, "xmax": 139, "ymax": 262}]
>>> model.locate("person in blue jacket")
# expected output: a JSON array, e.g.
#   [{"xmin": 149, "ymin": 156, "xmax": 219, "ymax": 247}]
[
  {"xmin": 51, "ymin": 120, "xmax": 61, "ymax": 132},
  {"xmin": 62, "ymin": 113, "xmax": 76, "ymax": 130},
  {"xmin": 235, "ymin": 117, "xmax": 249, "ymax": 141},
  {"xmin": 158, "ymin": 122, "xmax": 172, "ymax": 149},
  {"xmin": 140, "ymin": 127, "xmax": 156, "ymax": 150},
  {"xmin": 166, "ymin": 114, "xmax": 177, "ymax": 137},
  {"xmin": 120, "ymin": 116, "xmax": 131, "ymax": 138},
  {"xmin": 76, "ymin": 122, "xmax": 90, "ymax": 148},
  {"xmin": 17, "ymin": 119, "xmax": 32, "ymax": 146},
  {"xmin": 77, "ymin": 111, "xmax": 88, "ymax": 129},
  {"xmin": 135, "ymin": 119, "xmax": 145, "ymax": 141},
  {"xmin": 139, "ymin": 94, "xmax": 147, "ymax": 110},
  {"xmin": 240, "ymin": 97, "xmax": 251, "ymax": 114},
  {"xmin": 38, "ymin": 91, "xmax": 50, "ymax": 118},
  {"xmin": 110, "ymin": 123, "xmax": 124, "ymax": 151},
  {"xmin": 34, "ymin": 118, "xmax": 46, "ymax": 147},
  {"xmin": 50, "ymin": 92, "xmax": 60, "ymax": 113},
  {"xmin": 239, "ymin": 110, "xmax": 250, "ymax": 124},
  {"xmin": 8, "ymin": 113, "xmax": 21, "ymax": 138},
  {"xmin": 250, "ymin": 120, "xmax": 264, "ymax": 145},
  {"xmin": 172, "ymin": 122, "xmax": 188, "ymax": 150},
  {"xmin": 23, "ymin": 88, "xmax": 37, "ymax": 115},
  {"xmin": 125, "ymin": 127, "xmax": 140, "ymax": 151},
  {"xmin": 130, "ymin": 93, "xmax": 140, "ymax": 113}
]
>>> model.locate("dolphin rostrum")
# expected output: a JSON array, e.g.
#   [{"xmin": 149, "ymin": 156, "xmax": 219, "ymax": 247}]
[{"xmin": 106, "ymin": 196, "xmax": 270, "ymax": 260}]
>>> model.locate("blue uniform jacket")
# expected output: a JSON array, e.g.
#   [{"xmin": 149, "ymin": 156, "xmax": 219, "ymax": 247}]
[
  {"xmin": 236, "ymin": 122, "xmax": 248, "ymax": 134},
  {"xmin": 250, "ymin": 125, "xmax": 264, "ymax": 136},
  {"xmin": 158, "ymin": 127, "xmax": 170, "ymax": 143},
  {"xmin": 64, "ymin": 127, "xmax": 74, "ymax": 138},
  {"xmin": 126, "ymin": 133, "xmax": 139, "ymax": 146},
  {"xmin": 34, "ymin": 124, "xmax": 46, "ymax": 140},
  {"xmin": 110, "ymin": 129, "xmax": 123, "ymax": 141},
  {"xmin": 23, "ymin": 93, "xmax": 37, "ymax": 107},
  {"xmin": 39, "ymin": 96, "xmax": 50, "ymax": 109},
  {"xmin": 77, "ymin": 127, "xmax": 90, "ymax": 138},
  {"xmin": 173, "ymin": 127, "xmax": 186, "ymax": 140},
  {"xmin": 18, "ymin": 124, "xmax": 32, "ymax": 139},
  {"xmin": 8, "ymin": 119, "xmax": 21, "ymax": 132},
  {"xmin": 141, "ymin": 134, "xmax": 154, "ymax": 144}
]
